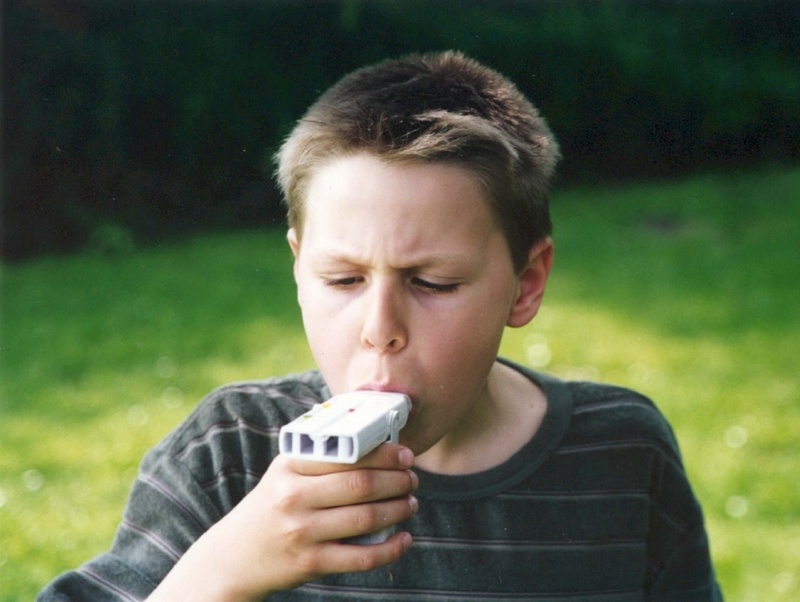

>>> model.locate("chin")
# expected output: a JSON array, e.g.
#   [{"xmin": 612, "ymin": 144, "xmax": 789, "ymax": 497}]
[{"xmin": 399, "ymin": 431, "xmax": 437, "ymax": 457}]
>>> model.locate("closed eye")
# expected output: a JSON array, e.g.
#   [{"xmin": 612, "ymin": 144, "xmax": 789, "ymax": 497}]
[
  {"xmin": 412, "ymin": 277, "xmax": 459, "ymax": 294},
  {"xmin": 324, "ymin": 276, "xmax": 362, "ymax": 288}
]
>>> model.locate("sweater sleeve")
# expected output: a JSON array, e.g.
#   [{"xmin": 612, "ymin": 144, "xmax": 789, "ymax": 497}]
[
  {"xmin": 643, "ymin": 421, "xmax": 723, "ymax": 600},
  {"xmin": 561, "ymin": 375, "xmax": 723, "ymax": 600},
  {"xmin": 37, "ymin": 376, "xmax": 319, "ymax": 602},
  {"xmin": 37, "ymin": 443, "xmax": 224, "ymax": 602}
]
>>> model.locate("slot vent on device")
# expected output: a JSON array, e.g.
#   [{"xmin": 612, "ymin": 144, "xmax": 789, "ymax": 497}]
[
  {"xmin": 323, "ymin": 437, "xmax": 338, "ymax": 457},
  {"xmin": 322, "ymin": 436, "xmax": 355, "ymax": 459},
  {"xmin": 280, "ymin": 431, "xmax": 293, "ymax": 454}
]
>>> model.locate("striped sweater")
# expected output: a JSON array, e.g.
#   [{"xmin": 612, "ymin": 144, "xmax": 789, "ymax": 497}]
[{"xmin": 39, "ymin": 360, "xmax": 722, "ymax": 601}]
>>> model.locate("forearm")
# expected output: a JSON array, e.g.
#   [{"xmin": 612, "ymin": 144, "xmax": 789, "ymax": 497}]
[{"xmin": 145, "ymin": 522, "xmax": 278, "ymax": 602}]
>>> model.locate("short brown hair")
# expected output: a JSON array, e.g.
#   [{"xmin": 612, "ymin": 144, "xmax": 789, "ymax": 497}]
[{"xmin": 275, "ymin": 51, "xmax": 559, "ymax": 272}]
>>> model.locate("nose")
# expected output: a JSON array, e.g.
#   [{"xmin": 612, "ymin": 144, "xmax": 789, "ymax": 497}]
[{"xmin": 360, "ymin": 280, "xmax": 407, "ymax": 353}]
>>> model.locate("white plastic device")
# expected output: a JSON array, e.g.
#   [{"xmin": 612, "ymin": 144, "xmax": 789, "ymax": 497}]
[
  {"xmin": 278, "ymin": 391, "xmax": 412, "ymax": 545},
  {"xmin": 279, "ymin": 391, "xmax": 411, "ymax": 463}
]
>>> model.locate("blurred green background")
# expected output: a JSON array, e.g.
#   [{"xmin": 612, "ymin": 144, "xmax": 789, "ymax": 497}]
[{"xmin": 2, "ymin": 1, "xmax": 799, "ymax": 600}]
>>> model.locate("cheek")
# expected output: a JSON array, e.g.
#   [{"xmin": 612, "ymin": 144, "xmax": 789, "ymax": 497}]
[
  {"xmin": 298, "ymin": 293, "xmax": 357, "ymax": 386},
  {"xmin": 431, "ymin": 295, "xmax": 508, "ymax": 346},
  {"xmin": 302, "ymin": 307, "xmax": 351, "ymax": 356},
  {"xmin": 303, "ymin": 324, "xmax": 348, "ymax": 393},
  {"xmin": 419, "ymin": 307, "xmax": 505, "ymax": 377}
]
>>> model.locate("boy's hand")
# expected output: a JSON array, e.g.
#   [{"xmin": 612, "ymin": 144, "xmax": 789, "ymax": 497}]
[{"xmin": 147, "ymin": 443, "xmax": 418, "ymax": 602}]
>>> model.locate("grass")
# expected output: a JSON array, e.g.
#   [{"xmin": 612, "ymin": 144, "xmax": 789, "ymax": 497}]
[{"xmin": 2, "ymin": 167, "xmax": 798, "ymax": 600}]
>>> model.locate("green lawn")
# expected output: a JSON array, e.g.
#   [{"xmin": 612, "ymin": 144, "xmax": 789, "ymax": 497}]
[{"xmin": 2, "ymin": 167, "xmax": 798, "ymax": 600}]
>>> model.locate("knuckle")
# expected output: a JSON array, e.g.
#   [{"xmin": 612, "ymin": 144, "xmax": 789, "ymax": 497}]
[
  {"xmin": 353, "ymin": 504, "xmax": 380, "ymax": 532},
  {"xmin": 279, "ymin": 514, "xmax": 310, "ymax": 546},
  {"xmin": 354, "ymin": 549, "xmax": 383, "ymax": 572},
  {"xmin": 271, "ymin": 472, "xmax": 306, "ymax": 509},
  {"xmin": 273, "ymin": 487, "xmax": 303, "ymax": 513},
  {"xmin": 347, "ymin": 470, "xmax": 376, "ymax": 499},
  {"xmin": 299, "ymin": 549, "xmax": 323, "ymax": 577}
]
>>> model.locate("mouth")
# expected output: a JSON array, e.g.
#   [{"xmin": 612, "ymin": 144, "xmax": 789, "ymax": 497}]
[
  {"xmin": 356, "ymin": 383, "xmax": 419, "ymax": 420},
  {"xmin": 357, "ymin": 382, "xmax": 411, "ymax": 394}
]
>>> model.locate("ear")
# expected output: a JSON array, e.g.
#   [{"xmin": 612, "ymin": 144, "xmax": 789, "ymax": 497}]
[
  {"xmin": 287, "ymin": 228, "xmax": 300, "ymax": 259},
  {"xmin": 507, "ymin": 237, "xmax": 554, "ymax": 328},
  {"xmin": 287, "ymin": 228, "xmax": 301, "ymax": 284}
]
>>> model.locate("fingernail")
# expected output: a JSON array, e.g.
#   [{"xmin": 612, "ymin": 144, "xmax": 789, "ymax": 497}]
[
  {"xmin": 408, "ymin": 495, "xmax": 419, "ymax": 514},
  {"xmin": 399, "ymin": 448, "xmax": 414, "ymax": 468},
  {"xmin": 401, "ymin": 532, "xmax": 413, "ymax": 551},
  {"xmin": 409, "ymin": 470, "xmax": 419, "ymax": 491}
]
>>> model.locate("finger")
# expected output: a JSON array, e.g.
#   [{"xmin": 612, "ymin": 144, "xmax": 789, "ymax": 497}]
[
  {"xmin": 312, "ymin": 494, "xmax": 419, "ymax": 543},
  {"xmin": 301, "ymin": 464, "xmax": 418, "ymax": 509},
  {"xmin": 312, "ymin": 531, "xmax": 413, "ymax": 577},
  {"xmin": 287, "ymin": 443, "xmax": 414, "ymax": 477}
]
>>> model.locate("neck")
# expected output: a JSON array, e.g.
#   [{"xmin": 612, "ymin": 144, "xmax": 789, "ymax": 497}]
[{"xmin": 414, "ymin": 361, "xmax": 547, "ymax": 475}]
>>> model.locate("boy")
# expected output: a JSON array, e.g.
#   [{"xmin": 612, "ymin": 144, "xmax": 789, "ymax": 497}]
[{"xmin": 40, "ymin": 51, "xmax": 722, "ymax": 600}]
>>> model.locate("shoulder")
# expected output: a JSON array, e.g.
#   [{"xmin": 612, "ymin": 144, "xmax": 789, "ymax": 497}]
[
  {"xmin": 191, "ymin": 369, "xmax": 328, "ymax": 426},
  {"xmin": 569, "ymin": 380, "xmax": 678, "ymax": 443},
  {"xmin": 530, "ymin": 367, "xmax": 684, "ymax": 466},
  {"xmin": 187, "ymin": 369, "xmax": 324, "ymax": 426},
  {"xmin": 144, "ymin": 370, "xmax": 328, "ymax": 477}
]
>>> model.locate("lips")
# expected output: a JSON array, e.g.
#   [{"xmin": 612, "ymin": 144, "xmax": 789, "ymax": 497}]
[
  {"xmin": 356, "ymin": 383, "xmax": 419, "ymax": 420},
  {"xmin": 357, "ymin": 382, "xmax": 410, "ymax": 395}
]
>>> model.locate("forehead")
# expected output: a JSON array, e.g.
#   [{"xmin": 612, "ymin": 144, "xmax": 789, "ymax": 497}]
[
  {"xmin": 299, "ymin": 153, "xmax": 506, "ymax": 263},
  {"xmin": 303, "ymin": 153, "xmax": 495, "ymax": 220}
]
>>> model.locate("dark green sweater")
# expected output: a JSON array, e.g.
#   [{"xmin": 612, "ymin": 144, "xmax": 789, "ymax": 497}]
[{"xmin": 39, "ymin": 361, "xmax": 722, "ymax": 601}]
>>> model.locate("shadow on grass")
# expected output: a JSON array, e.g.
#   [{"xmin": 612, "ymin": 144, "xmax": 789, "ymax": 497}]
[{"xmin": 548, "ymin": 167, "xmax": 799, "ymax": 340}]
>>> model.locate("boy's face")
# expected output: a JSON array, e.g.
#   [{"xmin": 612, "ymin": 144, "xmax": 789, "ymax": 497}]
[{"xmin": 288, "ymin": 153, "xmax": 548, "ymax": 456}]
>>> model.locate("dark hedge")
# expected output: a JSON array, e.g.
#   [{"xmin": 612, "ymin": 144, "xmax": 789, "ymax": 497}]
[{"xmin": 3, "ymin": 0, "xmax": 798, "ymax": 261}]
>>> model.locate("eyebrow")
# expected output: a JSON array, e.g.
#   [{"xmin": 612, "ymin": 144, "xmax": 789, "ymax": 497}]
[{"xmin": 313, "ymin": 247, "xmax": 476, "ymax": 271}]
